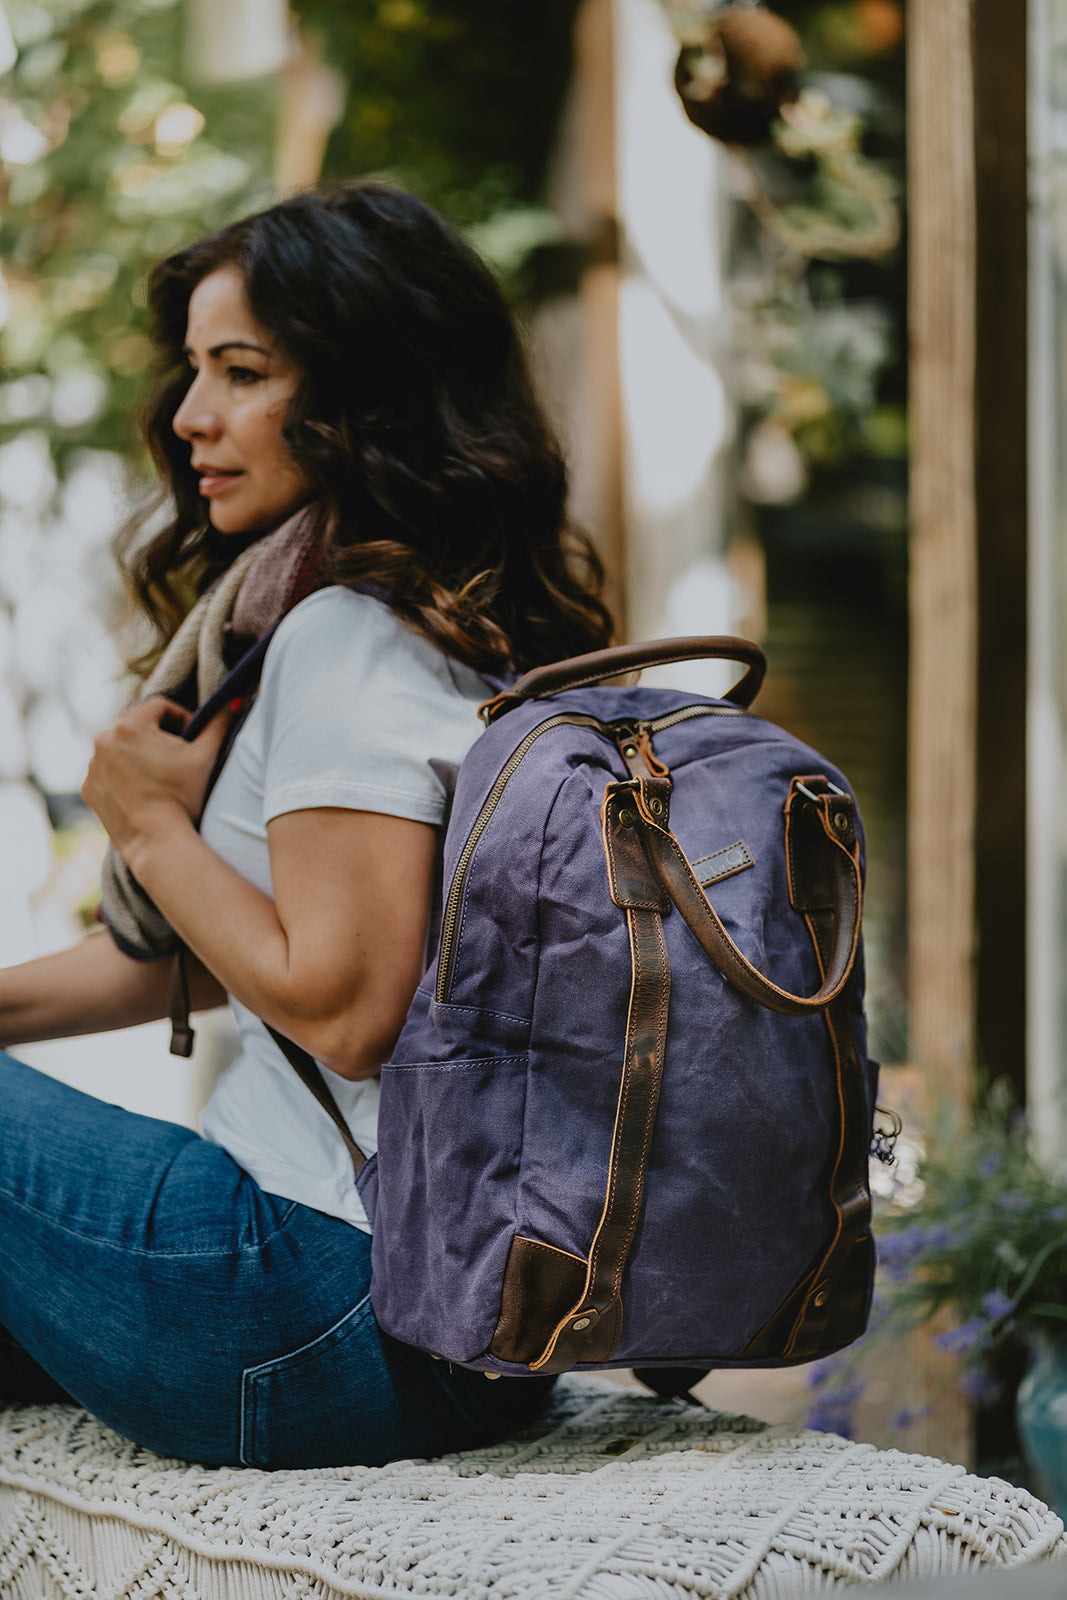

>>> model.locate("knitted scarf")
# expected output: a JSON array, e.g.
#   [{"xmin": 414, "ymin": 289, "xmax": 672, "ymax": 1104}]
[{"xmin": 99, "ymin": 508, "xmax": 326, "ymax": 963}]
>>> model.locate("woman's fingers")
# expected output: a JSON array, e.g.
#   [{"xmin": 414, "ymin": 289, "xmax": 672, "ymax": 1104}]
[
  {"xmin": 133, "ymin": 696, "xmax": 193, "ymax": 737},
  {"xmin": 82, "ymin": 698, "xmax": 235, "ymax": 854}
]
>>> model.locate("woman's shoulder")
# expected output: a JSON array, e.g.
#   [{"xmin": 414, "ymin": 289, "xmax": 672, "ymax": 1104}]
[
  {"xmin": 271, "ymin": 584, "xmax": 398, "ymax": 646},
  {"xmin": 263, "ymin": 586, "xmax": 492, "ymax": 703},
  {"xmin": 267, "ymin": 586, "xmax": 419, "ymax": 675}
]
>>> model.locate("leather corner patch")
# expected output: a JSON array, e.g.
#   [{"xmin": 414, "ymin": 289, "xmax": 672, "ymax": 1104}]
[
  {"xmin": 489, "ymin": 1235, "xmax": 587, "ymax": 1365},
  {"xmin": 693, "ymin": 841, "xmax": 753, "ymax": 889}
]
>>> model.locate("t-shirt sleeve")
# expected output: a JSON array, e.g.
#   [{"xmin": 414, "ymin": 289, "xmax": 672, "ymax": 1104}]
[{"xmin": 256, "ymin": 590, "xmax": 484, "ymax": 827}]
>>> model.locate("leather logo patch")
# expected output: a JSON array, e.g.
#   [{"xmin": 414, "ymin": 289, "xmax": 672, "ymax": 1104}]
[{"xmin": 693, "ymin": 841, "xmax": 754, "ymax": 888}]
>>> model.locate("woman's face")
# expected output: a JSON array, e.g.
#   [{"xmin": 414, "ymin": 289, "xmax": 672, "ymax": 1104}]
[{"xmin": 172, "ymin": 264, "xmax": 310, "ymax": 535}]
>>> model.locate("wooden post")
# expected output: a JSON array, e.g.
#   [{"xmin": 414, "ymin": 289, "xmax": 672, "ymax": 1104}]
[
  {"xmin": 532, "ymin": 0, "xmax": 626, "ymax": 634},
  {"xmin": 972, "ymin": 0, "xmax": 1028, "ymax": 1103},
  {"xmin": 909, "ymin": 0, "xmax": 1029, "ymax": 1108},
  {"xmin": 908, "ymin": 0, "xmax": 978, "ymax": 1118},
  {"xmin": 574, "ymin": 0, "xmax": 627, "ymax": 636},
  {"xmin": 907, "ymin": 0, "xmax": 977, "ymax": 1470},
  {"xmin": 275, "ymin": 29, "xmax": 346, "ymax": 195},
  {"xmin": 907, "ymin": 0, "xmax": 1028, "ymax": 1467}
]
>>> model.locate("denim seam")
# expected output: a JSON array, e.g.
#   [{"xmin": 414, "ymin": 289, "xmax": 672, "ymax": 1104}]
[
  {"xmin": 0, "ymin": 1187, "xmax": 303, "ymax": 1259},
  {"xmin": 239, "ymin": 1292, "xmax": 373, "ymax": 1467}
]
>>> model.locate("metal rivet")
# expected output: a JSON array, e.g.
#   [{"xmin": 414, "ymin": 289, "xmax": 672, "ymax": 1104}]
[
  {"xmin": 618, "ymin": 808, "xmax": 635, "ymax": 827},
  {"xmin": 833, "ymin": 812, "xmax": 849, "ymax": 833},
  {"xmin": 572, "ymin": 1316, "xmax": 592, "ymax": 1331},
  {"xmin": 622, "ymin": 744, "xmax": 638, "ymax": 758},
  {"xmin": 648, "ymin": 797, "xmax": 664, "ymax": 817},
  {"xmin": 485, "ymin": 1370, "xmax": 502, "ymax": 1380},
  {"xmin": 813, "ymin": 1287, "xmax": 829, "ymax": 1308},
  {"xmin": 431, "ymin": 1353, "xmax": 443, "ymax": 1361}
]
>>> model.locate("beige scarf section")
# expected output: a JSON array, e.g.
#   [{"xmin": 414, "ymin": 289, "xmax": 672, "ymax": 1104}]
[{"xmin": 98, "ymin": 510, "xmax": 322, "ymax": 963}]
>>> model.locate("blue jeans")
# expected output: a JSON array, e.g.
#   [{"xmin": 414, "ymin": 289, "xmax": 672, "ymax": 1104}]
[{"xmin": 0, "ymin": 1053, "xmax": 554, "ymax": 1468}]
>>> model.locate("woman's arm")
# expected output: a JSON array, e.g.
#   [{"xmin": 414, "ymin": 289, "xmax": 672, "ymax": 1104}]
[
  {"xmin": 82, "ymin": 698, "xmax": 436, "ymax": 1080},
  {"xmin": 0, "ymin": 931, "xmax": 227, "ymax": 1048}
]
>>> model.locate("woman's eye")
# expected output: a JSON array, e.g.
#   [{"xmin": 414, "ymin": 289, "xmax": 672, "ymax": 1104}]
[{"xmin": 228, "ymin": 365, "xmax": 263, "ymax": 386}]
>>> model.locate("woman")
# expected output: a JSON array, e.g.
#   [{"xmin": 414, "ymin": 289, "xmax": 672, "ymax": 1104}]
[{"xmin": 0, "ymin": 182, "xmax": 613, "ymax": 1469}]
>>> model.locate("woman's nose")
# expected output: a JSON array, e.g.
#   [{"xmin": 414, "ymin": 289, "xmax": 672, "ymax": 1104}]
[{"xmin": 172, "ymin": 377, "xmax": 220, "ymax": 442}]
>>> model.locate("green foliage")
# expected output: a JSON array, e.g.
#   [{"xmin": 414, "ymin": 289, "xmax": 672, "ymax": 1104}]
[
  {"xmin": 0, "ymin": 0, "xmax": 581, "ymax": 472},
  {"xmin": 290, "ymin": 0, "xmax": 580, "ymax": 227},
  {"xmin": 0, "ymin": 0, "xmax": 275, "ymax": 465}
]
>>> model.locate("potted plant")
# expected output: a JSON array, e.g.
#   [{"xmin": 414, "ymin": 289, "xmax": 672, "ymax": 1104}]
[{"xmin": 811, "ymin": 1084, "xmax": 1067, "ymax": 1511}]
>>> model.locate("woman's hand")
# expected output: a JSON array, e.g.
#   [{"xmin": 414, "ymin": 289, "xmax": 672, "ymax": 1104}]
[{"xmin": 81, "ymin": 698, "xmax": 232, "ymax": 868}]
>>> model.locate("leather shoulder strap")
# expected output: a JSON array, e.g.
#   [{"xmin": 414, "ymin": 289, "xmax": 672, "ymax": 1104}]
[{"xmin": 266, "ymin": 1025, "xmax": 368, "ymax": 1178}]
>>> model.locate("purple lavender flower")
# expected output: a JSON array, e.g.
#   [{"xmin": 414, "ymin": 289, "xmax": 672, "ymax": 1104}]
[
  {"xmin": 933, "ymin": 1316, "xmax": 989, "ymax": 1354},
  {"xmin": 877, "ymin": 1227, "xmax": 926, "ymax": 1281},
  {"xmin": 980, "ymin": 1290, "xmax": 1016, "ymax": 1322},
  {"xmin": 806, "ymin": 1357, "xmax": 837, "ymax": 1392},
  {"xmin": 889, "ymin": 1404, "xmax": 932, "ymax": 1431},
  {"xmin": 957, "ymin": 1363, "xmax": 1005, "ymax": 1407},
  {"xmin": 978, "ymin": 1153, "xmax": 1000, "ymax": 1178},
  {"xmin": 805, "ymin": 1396, "xmax": 859, "ymax": 1438}
]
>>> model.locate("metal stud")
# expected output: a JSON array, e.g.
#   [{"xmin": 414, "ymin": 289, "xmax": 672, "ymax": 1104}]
[
  {"xmin": 833, "ymin": 812, "xmax": 849, "ymax": 833},
  {"xmin": 812, "ymin": 1287, "xmax": 829, "ymax": 1308},
  {"xmin": 618, "ymin": 808, "xmax": 635, "ymax": 827},
  {"xmin": 572, "ymin": 1316, "xmax": 591, "ymax": 1331},
  {"xmin": 622, "ymin": 744, "xmax": 638, "ymax": 759},
  {"xmin": 485, "ymin": 1371, "xmax": 502, "ymax": 1379},
  {"xmin": 649, "ymin": 797, "xmax": 664, "ymax": 818}
]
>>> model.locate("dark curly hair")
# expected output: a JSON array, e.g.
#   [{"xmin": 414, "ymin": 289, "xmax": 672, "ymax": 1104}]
[{"xmin": 120, "ymin": 180, "xmax": 614, "ymax": 676}]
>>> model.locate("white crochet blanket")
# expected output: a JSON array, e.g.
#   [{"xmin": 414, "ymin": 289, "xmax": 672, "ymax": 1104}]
[{"xmin": 0, "ymin": 1378, "xmax": 1063, "ymax": 1599}]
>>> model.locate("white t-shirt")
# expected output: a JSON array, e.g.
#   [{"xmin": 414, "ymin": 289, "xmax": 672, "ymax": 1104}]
[{"xmin": 198, "ymin": 586, "xmax": 492, "ymax": 1230}]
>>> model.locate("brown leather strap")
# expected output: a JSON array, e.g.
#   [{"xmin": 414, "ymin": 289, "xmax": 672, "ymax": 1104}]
[
  {"xmin": 781, "ymin": 981, "xmax": 872, "ymax": 1357},
  {"xmin": 623, "ymin": 775, "xmax": 861, "ymax": 1017},
  {"xmin": 529, "ymin": 792, "xmax": 673, "ymax": 1373},
  {"xmin": 481, "ymin": 636, "xmax": 766, "ymax": 723},
  {"xmin": 740, "ymin": 924, "xmax": 872, "ymax": 1360},
  {"xmin": 168, "ymin": 947, "xmax": 195, "ymax": 1059},
  {"xmin": 266, "ymin": 1025, "xmax": 368, "ymax": 1178},
  {"xmin": 595, "ymin": 770, "xmax": 868, "ymax": 1365}
]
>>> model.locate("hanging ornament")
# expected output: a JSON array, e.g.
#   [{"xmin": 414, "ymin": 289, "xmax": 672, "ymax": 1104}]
[{"xmin": 673, "ymin": 3, "xmax": 805, "ymax": 147}]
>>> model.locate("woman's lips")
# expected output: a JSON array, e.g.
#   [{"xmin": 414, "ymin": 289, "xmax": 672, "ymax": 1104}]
[{"xmin": 197, "ymin": 469, "xmax": 243, "ymax": 496}]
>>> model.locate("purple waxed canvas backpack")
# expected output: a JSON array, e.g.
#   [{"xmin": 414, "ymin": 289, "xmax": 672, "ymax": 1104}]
[{"xmin": 278, "ymin": 635, "xmax": 879, "ymax": 1382}]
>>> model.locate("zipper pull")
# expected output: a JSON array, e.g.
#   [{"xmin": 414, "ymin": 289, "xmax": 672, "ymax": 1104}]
[
  {"xmin": 636, "ymin": 724, "xmax": 670, "ymax": 779},
  {"xmin": 615, "ymin": 723, "xmax": 670, "ymax": 779},
  {"xmin": 615, "ymin": 726, "xmax": 645, "ymax": 779}
]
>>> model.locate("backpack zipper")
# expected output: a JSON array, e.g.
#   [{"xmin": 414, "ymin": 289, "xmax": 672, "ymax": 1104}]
[
  {"xmin": 641, "ymin": 703, "xmax": 748, "ymax": 733},
  {"xmin": 436, "ymin": 714, "xmax": 606, "ymax": 1001},
  {"xmin": 434, "ymin": 702, "xmax": 750, "ymax": 1003}
]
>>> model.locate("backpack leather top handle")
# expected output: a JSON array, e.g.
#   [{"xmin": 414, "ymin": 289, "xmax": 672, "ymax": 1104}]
[{"xmin": 482, "ymin": 636, "xmax": 767, "ymax": 722}]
